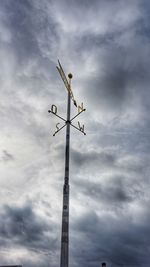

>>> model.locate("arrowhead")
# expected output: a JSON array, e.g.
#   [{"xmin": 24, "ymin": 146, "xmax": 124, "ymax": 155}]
[{"xmin": 74, "ymin": 100, "xmax": 77, "ymax": 107}]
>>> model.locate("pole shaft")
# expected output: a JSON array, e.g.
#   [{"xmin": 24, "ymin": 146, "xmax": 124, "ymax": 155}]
[{"xmin": 60, "ymin": 91, "xmax": 71, "ymax": 267}]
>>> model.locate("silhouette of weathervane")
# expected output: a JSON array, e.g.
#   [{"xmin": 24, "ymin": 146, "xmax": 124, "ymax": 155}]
[{"xmin": 48, "ymin": 60, "xmax": 86, "ymax": 267}]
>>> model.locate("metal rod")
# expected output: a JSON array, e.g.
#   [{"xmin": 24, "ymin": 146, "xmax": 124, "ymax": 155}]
[
  {"xmin": 53, "ymin": 124, "xmax": 67, "ymax": 136},
  {"xmin": 71, "ymin": 122, "xmax": 86, "ymax": 135},
  {"xmin": 60, "ymin": 85, "xmax": 71, "ymax": 267},
  {"xmin": 70, "ymin": 108, "xmax": 86, "ymax": 122},
  {"xmin": 48, "ymin": 110, "xmax": 66, "ymax": 122}
]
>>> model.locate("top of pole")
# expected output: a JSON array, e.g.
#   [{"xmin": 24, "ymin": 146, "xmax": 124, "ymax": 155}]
[{"xmin": 68, "ymin": 73, "xmax": 73, "ymax": 79}]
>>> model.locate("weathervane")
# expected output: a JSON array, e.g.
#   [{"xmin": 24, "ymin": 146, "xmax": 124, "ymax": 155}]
[
  {"xmin": 48, "ymin": 60, "xmax": 86, "ymax": 267},
  {"xmin": 48, "ymin": 60, "xmax": 86, "ymax": 136}
]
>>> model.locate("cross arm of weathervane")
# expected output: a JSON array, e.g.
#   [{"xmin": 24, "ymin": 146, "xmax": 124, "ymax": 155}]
[
  {"xmin": 70, "ymin": 108, "xmax": 86, "ymax": 122},
  {"xmin": 48, "ymin": 104, "xmax": 86, "ymax": 136},
  {"xmin": 48, "ymin": 109, "xmax": 66, "ymax": 122},
  {"xmin": 71, "ymin": 122, "xmax": 86, "ymax": 135}
]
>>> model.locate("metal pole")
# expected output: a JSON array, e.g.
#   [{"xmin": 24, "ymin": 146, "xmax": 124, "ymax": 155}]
[
  {"xmin": 60, "ymin": 85, "xmax": 71, "ymax": 267},
  {"xmin": 49, "ymin": 62, "xmax": 85, "ymax": 267}
]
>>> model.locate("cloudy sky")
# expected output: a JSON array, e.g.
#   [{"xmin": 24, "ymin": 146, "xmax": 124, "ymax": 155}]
[{"xmin": 1, "ymin": 0, "xmax": 150, "ymax": 266}]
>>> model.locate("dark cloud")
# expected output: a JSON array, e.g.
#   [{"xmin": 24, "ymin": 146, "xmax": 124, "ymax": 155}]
[
  {"xmin": 1, "ymin": 0, "xmax": 55, "ymax": 60},
  {"xmin": 85, "ymin": 41, "xmax": 150, "ymax": 113},
  {"xmin": 0, "ymin": 0, "xmax": 59, "ymax": 84},
  {"xmin": 71, "ymin": 209, "xmax": 150, "ymax": 267},
  {"xmin": 71, "ymin": 148, "xmax": 116, "ymax": 167},
  {"xmin": 1, "ymin": 0, "xmax": 38, "ymax": 61},
  {"xmin": 0, "ymin": 204, "xmax": 58, "ymax": 253},
  {"xmin": 73, "ymin": 177, "xmax": 132, "ymax": 206}
]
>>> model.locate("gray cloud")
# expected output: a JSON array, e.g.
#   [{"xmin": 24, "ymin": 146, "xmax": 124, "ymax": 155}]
[
  {"xmin": 0, "ymin": 204, "xmax": 51, "ymax": 247},
  {"xmin": 71, "ymin": 209, "xmax": 150, "ymax": 267},
  {"xmin": 71, "ymin": 148, "xmax": 116, "ymax": 167},
  {"xmin": 85, "ymin": 40, "xmax": 150, "ymax": 114},
  {"xmin": 73, "ymin": 176, "xmax": 132, "ymax": 206},
  {"xmin": 0, "ymin": 203, "xmax": 59, "ymax": 266}
]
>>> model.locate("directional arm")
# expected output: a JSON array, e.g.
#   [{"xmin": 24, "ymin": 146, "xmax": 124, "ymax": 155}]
[
  {"xmin": 53, "ymin": 123, "xmax": 67, "ymax": 136},
  {"xmin": 70, "ymin": 108, "xmax": 86, "ymax": 122},
  {"xmin": 48, "ymin": 110, "xmax": 66, "ymax": 122},
  {"xmin": 48, "ymin": 108, "xmax": 86, "ymax": 136},
  {"xmin": 71, "ymin": 122, "xmax": 86, "ymax": 135}
]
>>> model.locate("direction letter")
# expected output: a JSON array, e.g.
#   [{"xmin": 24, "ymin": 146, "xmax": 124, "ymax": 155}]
[
  {"xmin": 78, "ymin": 102, "xmax": 84, "ymax": 113},
  {"xmin": 56, "ymin": 123, "xmax": 60, "ymax": 130},
  {"xmin": 78, "ymin": 121, "xmax": 85, "ymax": 132},
  {"xmin": 51, "ymin": 104, "xmax": 57, "ymax": 114}
]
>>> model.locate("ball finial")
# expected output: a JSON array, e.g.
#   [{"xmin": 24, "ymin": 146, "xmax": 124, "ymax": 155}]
[{"xmin": 68, "ymin": 73, "xmax": 73, "ymax": 79}]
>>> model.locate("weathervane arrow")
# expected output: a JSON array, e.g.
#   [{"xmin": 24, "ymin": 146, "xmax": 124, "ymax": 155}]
[{"xmin": 56, "ymin": 60, "xmax": 77, "ymax": 107}]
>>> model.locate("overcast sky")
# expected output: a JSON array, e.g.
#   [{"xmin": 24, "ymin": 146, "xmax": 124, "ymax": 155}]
[{"xmin": 0, "ymin": 0, "xmax": 150, "ymax": 266}]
